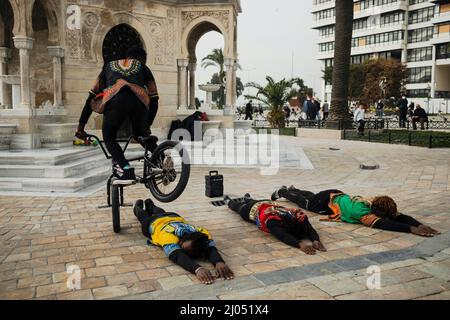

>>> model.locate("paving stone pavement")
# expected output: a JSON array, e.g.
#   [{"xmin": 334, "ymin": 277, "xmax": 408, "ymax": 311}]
[{"xmin": 0, "ymin": 137, "xmax": 449, "ymax": 300}]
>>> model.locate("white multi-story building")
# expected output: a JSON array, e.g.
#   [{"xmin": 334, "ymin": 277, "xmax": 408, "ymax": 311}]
[{"xmin": 312, "ymin": 0, "xmax": 450, "ymax": 112}]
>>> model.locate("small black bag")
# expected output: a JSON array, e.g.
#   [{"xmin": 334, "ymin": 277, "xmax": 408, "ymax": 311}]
[{"xmin": 205, "ymin": 171, "xmax": 224, "ymax": 198}]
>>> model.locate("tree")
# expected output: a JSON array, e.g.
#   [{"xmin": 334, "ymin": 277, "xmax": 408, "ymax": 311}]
[
  {"xmin": 209, "ymin": 73, "xmax": 244, "ymax": 108},
  {"xmin": 202, "ymin": 48, "xmax": 241, "ymax": 108},
  {"xmin": 324, "ymin": 59, "xmax": 407, "ymax": 105},
  {"xmin": 329, "ymin": 0, "xmax": 354, "ymax": 126},
  {"xmin": 360, "ymin": 58, "xmax": 407, "ymax": 105},
  {"xmin": 245, "ymin": 76, "xmax": 297, "ymax": 128},
  {"xmin": 293, "ymin": 77, "xmax": 314, "ymax": 106}
]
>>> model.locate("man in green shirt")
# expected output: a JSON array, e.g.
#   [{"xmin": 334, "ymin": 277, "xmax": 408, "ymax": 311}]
[{"xmin": 271, "ymin": 186, "xmax": 440, "ymax": 237}]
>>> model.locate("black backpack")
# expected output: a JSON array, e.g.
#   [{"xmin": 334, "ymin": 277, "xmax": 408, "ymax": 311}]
[{"xmin": 168, "ymin": 120, "xmax": 182, "ymax": 140}]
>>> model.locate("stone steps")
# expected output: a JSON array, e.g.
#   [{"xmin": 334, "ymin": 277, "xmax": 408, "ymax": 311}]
[
  {"xmin": 0, "ymin": 165, "xmax": 111, "ymax": 194},
  {"xmin": 0, "ymin": 154, "xmax": 110, "ymax": 178},
  {"xmin": 0, "ymin": 147, "xmax": 102, "ymax": 165},
  {"xmin": 0, "ymin": 146, "xmax": 114, "ymax": 195}
]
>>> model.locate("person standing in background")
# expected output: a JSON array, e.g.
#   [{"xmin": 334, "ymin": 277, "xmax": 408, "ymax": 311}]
[
  {"xmin": 245, "ymin": 100, "xmax": 254, "ymax": 121},
  {"xmin": 398, "ymin": 94, "xmax": 408, "ymax": 128},
  {"xmin": 354, "ymin": 103, "xmax": 366, "ymax": 136},
  {"xmin": 322, "ymin": 101, "xmax": 329, "ymax": 120}
]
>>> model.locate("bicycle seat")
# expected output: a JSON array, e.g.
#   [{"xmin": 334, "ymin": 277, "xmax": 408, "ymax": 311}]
[{"xmin": 138, "ymin": 135, "xmax": 158, "ymax": 145}]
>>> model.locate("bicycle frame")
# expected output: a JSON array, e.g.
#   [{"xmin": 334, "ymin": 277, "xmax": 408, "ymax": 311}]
[{"xmin": 86, "ymin": 133, "xmax": 164, "ymax": 185}]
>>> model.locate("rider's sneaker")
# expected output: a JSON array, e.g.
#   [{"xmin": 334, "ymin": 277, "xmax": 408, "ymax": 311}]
[
  {"xmin": 113, "ymin": 168, "xmax": 137, "ymax": 185},
  {"xmin": 244, "ymin": 193, "xmax": 252, "ymax": 202},
  {"xmin": 271, "ymin": 186, "xmax": 288, "ymax": 201}
]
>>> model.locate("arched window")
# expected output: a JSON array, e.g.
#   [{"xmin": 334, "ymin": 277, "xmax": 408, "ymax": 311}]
[{"xmin": 102, "ymin": 24, "xmax": 144, "ymax": 62}]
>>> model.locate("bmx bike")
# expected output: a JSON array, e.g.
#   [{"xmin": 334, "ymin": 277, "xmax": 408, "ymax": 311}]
[{"xmin": 85, "ymin": 134, "xmax": 190, "ymax": 233}]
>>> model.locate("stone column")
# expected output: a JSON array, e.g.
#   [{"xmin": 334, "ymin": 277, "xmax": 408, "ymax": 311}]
[
  {"xmin": 13, "ymin": 36, "xmax": 34, "ymax": 110},
  {"xmin": 177, "ymin": 59, "xmax": 189, "ymax": 110},
  {"xmin": 224, "ymin": 58, "xmax": 234, "ymax": 114},
  {"xmin": 232, "ymin": 62, "xmax": 238, "ymax": 106},
  {"xmin": 47, "ymin": 46, "xmax": 65, "ymax": 107},
  {"xmin": 0, "ymin": 47, "xmax": 12, "ymax": 109},
  {"xmin": 431, "ymin": 45, "xmax": 437, "ymax": 99},
  {"xmin": 188, "ymin": 62, "xmax": 196, "ymax": 109}
]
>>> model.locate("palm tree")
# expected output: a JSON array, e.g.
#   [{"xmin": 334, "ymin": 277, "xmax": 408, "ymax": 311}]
[
  {"xmin": 202, "ymin": 49, "xmax": 226, "ymax": 107},
  {"xmin": 202, "ymin": 48, "xmax": 241, "ymax": 108},
  {"xmin": 328, "ymin": 0, "xmax": 354, "ymax": 128},
  {"xmin": 202, "ymin": 48, "xmax": 226, "ymax": 82},
  {"xmin": 245, "ymin": 76, "xmax": 297, "ymax": 128}
]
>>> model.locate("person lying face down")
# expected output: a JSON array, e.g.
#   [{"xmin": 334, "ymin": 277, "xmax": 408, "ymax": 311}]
[
  {"xmin": 134, "ymin": 199, "xmax": 234, "ymax": 285},
  {"xmin": 224, "ymin": 194, "xmax": 327, "ymax": 255},
  {"xmin": 271, "ymin": 186, "xmax": 441, "ymax": 237}
]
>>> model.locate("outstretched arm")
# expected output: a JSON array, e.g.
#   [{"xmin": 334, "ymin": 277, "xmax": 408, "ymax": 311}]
[
  {"xmin": 266, "ymin": 220, "xmax": 301, "ymax": 248},
  {"xmin": 169, "ymin": 249, "xmax": 201, "ymax": 274},
  {"xmin": 393, "ymin": 214, "xmax": 421, "ymax": 227},
  {"xmin": 77, "ymin": 90, "xmax": 96, "ymax": 132},
  {"xmin": 372, "ymin": 218, "xmax": 412, "ymax": 233},
  {"xmin": 362, "ymin": 213, "xmax": 439, "ymax": 236},
  {"xmin": 77, "ymin": 67, "xmax": 106, "ymax": 132},
  {"xmin": 146, "ymin": 68, "xmax": 159, "ymax": 128},
  {"xmin": 304, "ymin": 219, "xmax": 327, "ymax": 252},
  {"xmin": 206, "ymin": 246, "xmax": 234, "ymax": 281}
]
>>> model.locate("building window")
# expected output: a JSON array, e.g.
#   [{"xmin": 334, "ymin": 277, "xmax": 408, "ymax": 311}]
[
  {"xmin": 406, "ymin": 89, "xmax": 430, "ymax": 98},
  {"xmin": 408, "ymin": 7, "xmax": 435, "ymax": 24},
  {"xmin": 407, "ymin": 27, "xmax": 434, "ymax": 43},
  {"xmin": 381, "ymin": 11, "xmax": 405, "ymax": 26},
  {"xmin": 313, "ymin": 0, "xmax": 333, "ymax": 5},
  {"xmin": 314, "ymin": 7, "xmax": 335, "ymax": 21},
  {"xmin": 352, "ymin": 30, "xmax": 404, "ymax": 47},
  {"xmin": 407, "ymin": 47, "xmax": 433, "ymax": 62},
  {"xmin": 436, "ymin": 42, "xmax": 450, "ymax": 59},
  {"xmin": 407, "ymin": 67, "xmax": 432, "ymax": 84},
  {"xmin": 409, "ymin": 0, "xmax": 428, "ymax": 5},
  {"xmin": 319, "ymin": 25, "xmax": 335, "ymax": 37},
  {"xmin": 319, "ymin": 42, "xmax": 335, "ymax": 52}
]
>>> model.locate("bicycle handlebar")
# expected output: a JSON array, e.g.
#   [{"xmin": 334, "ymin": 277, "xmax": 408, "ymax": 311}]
[{"xmin": 85, "ymin": 134, "xmax": 133, "ymax": 160}]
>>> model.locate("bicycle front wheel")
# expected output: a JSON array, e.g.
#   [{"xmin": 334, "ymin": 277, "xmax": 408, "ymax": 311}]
[{"xmin": 144, "ymin": 141, "xmax": 190, "ymax": 203}]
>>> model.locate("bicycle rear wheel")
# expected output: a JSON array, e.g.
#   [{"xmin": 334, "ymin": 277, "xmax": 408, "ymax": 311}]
[{"xmin": 144, "ymin": 141, "xmax": 190, "ymax": 203}]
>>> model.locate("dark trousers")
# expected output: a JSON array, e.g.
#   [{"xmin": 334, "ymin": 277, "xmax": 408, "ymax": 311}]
[
  {"xmin": 102, "ymin": 87, "xmax": 149, "ymax": 168},
  {"xmin": 357, "ymin": 120, "xmax": 366, "ymax": 134},
  {"xmin": 228, "ymin": 198, "xmax": 259, "ymax": 223},
  {"xmin": 282, "ymin": 188, "xmax": 344, "ymax": 215},
  {"xmin": 399, "ymin": 112, "xmax": 407, "ymax": 128},
  {"xmin": 323, "ymin": 112, "xmax": 329, "ymax": 120},
  {"xmin": 412, "ymin": 117, "xmax": 427, "ymax": 130},
  {"xmin": 135, "ymin": 202, "xmax": 167, "ymax": 238},
  {"xmin": 245, "ymin": 113, "xmax": 253, "ymax": 121}
]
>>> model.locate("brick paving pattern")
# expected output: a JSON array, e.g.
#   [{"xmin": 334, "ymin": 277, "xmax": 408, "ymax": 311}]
[{"xmin": 0, "ymin": 137, "xmax": 449, "ymax": 300}]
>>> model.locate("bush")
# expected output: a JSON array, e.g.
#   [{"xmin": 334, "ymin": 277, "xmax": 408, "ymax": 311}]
[{"xmin": 344, "ymin": 129, "xmax": 450, "ymax": 148}]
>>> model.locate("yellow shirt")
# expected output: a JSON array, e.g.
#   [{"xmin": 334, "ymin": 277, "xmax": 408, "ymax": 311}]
[{"xmin": 149, "ymin": 214, "xmax": 213, "ymax": 256}]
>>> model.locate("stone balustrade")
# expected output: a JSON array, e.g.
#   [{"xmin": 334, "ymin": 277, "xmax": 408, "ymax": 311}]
[
  {"xmin": 0, "ymin": 124, "xmax": 18, "ymax": 150},
  {"xmin": 38, "ymin": 123, "xmax": 78, "ymax": 147}
]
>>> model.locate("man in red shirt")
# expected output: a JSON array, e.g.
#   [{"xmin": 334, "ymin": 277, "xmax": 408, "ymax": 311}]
[{"xmin": 224, "ymin": 194, "xmax": 326, "ymax": 255}]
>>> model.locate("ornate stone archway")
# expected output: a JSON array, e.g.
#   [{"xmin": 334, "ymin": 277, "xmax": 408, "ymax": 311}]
[{"xmin": 178, "ymin": 9, "xmax": 238, "ymax": 112}]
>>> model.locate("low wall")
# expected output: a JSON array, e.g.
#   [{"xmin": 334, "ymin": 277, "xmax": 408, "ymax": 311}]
[{"xmin": 297, "ymin": 128, "xmax": 343, "ymax": 140}]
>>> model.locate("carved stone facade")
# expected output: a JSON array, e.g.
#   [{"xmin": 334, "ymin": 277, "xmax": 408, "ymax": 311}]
[{"xmin": 0, "ymin": 0, "xmax": 241, "ymax": 149}]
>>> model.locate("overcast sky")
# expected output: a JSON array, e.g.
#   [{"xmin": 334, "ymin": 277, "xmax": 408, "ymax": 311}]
[{"xmin": 195, "ymin": 0, "xmax": 322, "ymax": 104}]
